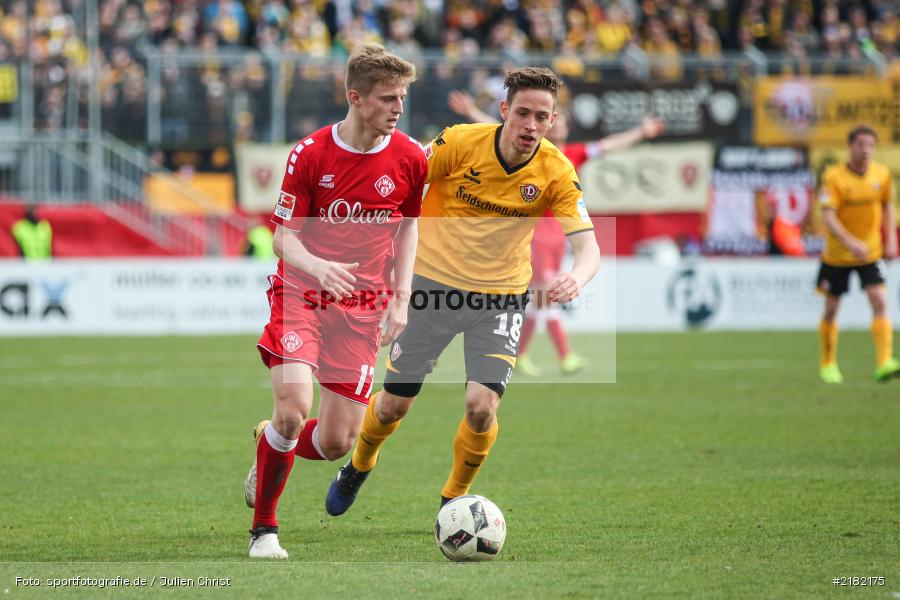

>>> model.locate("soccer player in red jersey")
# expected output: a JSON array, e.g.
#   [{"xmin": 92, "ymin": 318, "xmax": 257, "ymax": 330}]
[
  {"xmin": 448, "ymin": 91, "xmax": 664, "ymax": 375},
  {"xmin": 244, "ymin": 44, "xmax": 427, "ymax": 558}
]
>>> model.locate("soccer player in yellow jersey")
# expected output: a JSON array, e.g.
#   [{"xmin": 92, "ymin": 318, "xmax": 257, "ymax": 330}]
[
  {"xmin": 817, "ymin": 125, "xmax": 899, "ymax": 384},
  {"xmin": 326, "ymin": 67, "xmax": 602, "ymax": 513}
]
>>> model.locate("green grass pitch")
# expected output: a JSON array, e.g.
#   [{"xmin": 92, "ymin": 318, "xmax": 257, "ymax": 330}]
[{"xmin": 0, "ymin": 331, "xmax": 898, "ymax": 598}]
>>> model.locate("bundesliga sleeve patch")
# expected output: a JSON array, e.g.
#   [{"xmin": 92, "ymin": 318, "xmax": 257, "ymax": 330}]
[
  {"xmin": 275, "ymin": 191, "xmax": 296, "ymax": 220},
  {"xmin": 577, "ymin": 197, "xmax": 590, "ymax": 222}
]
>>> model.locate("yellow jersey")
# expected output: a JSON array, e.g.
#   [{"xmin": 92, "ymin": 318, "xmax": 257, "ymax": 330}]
[
  {"xmin": 415, "ymin": 123, "xmax": 594, "ymax": 293},
  {"xmin": 819, "ymin": 161, "xmax": 893, "ymax": 266}
]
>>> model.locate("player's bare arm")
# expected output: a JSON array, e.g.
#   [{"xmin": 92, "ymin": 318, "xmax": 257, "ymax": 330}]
[
  {"xmin": 381, "ymin": 217, "xmax": 418, "ymax": 345},
  {"xmin": 273, "ymin": 224, "xmax": 358, "ymax": 297},
  {"xmin": 549, "ymin": 230, "xmax": 601, "ymax": 304},
  {"xmin": 597, "ymin": 116, "xmax": 666, "ymax": 153},
  {"xmin": 883, "ymin": 200, "xmax": 898, "ymax": 259},
  {"xmin": 447, "ymin": 90, "xmax": 495, "ymax": 124},
  {"xmin": 821, "ymin": 208, "xmax": 868, "ymax": 261}
]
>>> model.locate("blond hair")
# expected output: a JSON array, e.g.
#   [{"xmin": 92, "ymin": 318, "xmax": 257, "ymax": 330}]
[{"xmin": 345, "ymin": 44, "xmax": 416, "ymax": 96}]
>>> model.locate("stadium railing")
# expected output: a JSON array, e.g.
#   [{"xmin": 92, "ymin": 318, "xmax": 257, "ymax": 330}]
[{"xmin": 0, "ymin": 130, "xmax": 248, "ymax": 255}]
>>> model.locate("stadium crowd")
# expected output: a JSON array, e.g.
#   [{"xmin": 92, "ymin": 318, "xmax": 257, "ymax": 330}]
[{"xmin": 1, "ymin": 0, "xmax": 898, "ymax": 140}]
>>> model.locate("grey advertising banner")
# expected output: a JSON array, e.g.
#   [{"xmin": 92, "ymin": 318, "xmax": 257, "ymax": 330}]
[{"xmin": 568, "ymin": 80, "xmax": 741, "ymax": 141}]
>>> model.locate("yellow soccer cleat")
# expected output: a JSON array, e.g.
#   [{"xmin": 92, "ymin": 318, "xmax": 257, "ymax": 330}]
[
  {"xmin": 515, "ymin": 353, "xmax": 543, "ymax": 377},
  {"xmin": 819, "ymin": 364, "xmax": 843, "ymax": 384},
  {"xmin": 874, "ymin": 357, "xmax": 900, "ymax": 383},
  {"xmin": 244, "ymin": 420, "xmax": 270, "ymax": 508},
  {"xmin": 560, "ymin": 353, "xmax": 586, "ymax": 375}
]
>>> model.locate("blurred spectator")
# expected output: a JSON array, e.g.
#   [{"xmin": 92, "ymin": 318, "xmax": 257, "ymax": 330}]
[
  {"xmin": 790, "ymin": 10, "xmax": 821, "ymax": 53},
  {"xmin": 243, "ymin": 220, "xmax": 275, "ymax": 258},
  {"xmin": 283, "ymin": 5, "xmax": 331, "ymax": 56},
  {"xmin": 384, "ymin": 16, "xmax": 422, "ymax": 58},
  {"xmin": 595, "ymin": 4, "xmax": 633, "ymax": 55},
  {"xmin": 334, "ymin": 14, "xmax": 383, "ymax": 53},
  {"xmin": 11, "ymin": 207, "xmax": 53, "ymax": 260},
  {"xmin": 643, "ymin": 17, "xmax": 683, "ymax": 81},
  {"xmin": 204, "ymin": 0, "xmax": 250, "ymax": 46}
]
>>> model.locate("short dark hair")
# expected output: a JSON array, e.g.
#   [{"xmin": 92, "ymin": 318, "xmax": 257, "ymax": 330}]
[
  {"xmin": 848, "ymin": 125, "xmax": 878, "ymax": 144},
  {"xmin": 503, "ymin": 67, "xmax": 561, "ymax": 104}
]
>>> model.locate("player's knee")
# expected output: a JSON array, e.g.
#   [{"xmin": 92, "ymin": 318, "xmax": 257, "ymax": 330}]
[
  {"xmin": 381, "ymin": 380, "xmax": 421, "ymax": 422},
  {"xmin": 868, "ymin": 293, "xmax": 887, "ymax": 314},
  {"xmin": 823, "ymin": 300, "xmax": 840, "ymax": 322},
  {"xmin": 378, "ymin": 391, "xmax": 414, "ymax": 422},
  {"xmin": 316, "ymin": 431, "xmax": 353, "ymax": 460},
  {"xmin": 465, "ymin": 387, "xmax": 500, "ymax": 430},
  {"xmin": 272, "ymin": 412, "xmax": 305, "ymax": 438}
]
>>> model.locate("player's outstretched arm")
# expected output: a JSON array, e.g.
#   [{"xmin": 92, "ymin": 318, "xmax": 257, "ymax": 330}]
[
  {"xmin": 596, "ymin": 116, "xmax": 665, "ymax": 154},
  {"xmin": 549, "ymin": 230, "xmax": 601, "ymax": 304},
  {"xmin": 448, "ymin": 90, "xmax": 498, "ymax": 124},
  {"xmin": 273, "ymin": 224, "xmax": 358, "ymax": 297},
  {"xmin": 883, "ymin": 199, "xmax": 898, "ymax": 260},
  {"xmin": 381, "ymin": 217, "xmax": 418, "ymax": 345},
  {"xmin": 822, "ymin": 208, "xmax": 869, "ymax": 261}
]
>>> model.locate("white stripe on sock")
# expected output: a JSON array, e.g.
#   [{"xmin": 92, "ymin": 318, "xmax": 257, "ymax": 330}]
[
  {"xmin": 264, "ymin": 422, "xmax": 298, "ymax": 453},
  {"xmin": 310, "ymin": 425, "xmax": 327, "ymax": 459}
]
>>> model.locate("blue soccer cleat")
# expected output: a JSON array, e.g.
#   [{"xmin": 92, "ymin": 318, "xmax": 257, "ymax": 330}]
[{"xmin": 326, "ymin": 460, "xmax": 371, "ymax": 516}]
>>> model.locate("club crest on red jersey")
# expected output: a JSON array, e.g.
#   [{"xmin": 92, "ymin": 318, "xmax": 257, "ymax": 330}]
[
  {"xmin": 281, "ymin": 331, "xmax": 302, "ymax": 353},
  {"xmin": 374, "ymin": 175, "xmax": 396, "ymax": 198},
  {"xmin": 520, "ymin": 183, "xmax": 541, "ymax": 203},
  {"xmin": 275, "ymin": 191, "xmax": 296, "ymax": 219}
]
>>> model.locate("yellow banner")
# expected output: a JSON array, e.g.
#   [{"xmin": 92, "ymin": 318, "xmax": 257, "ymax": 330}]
[
  {"xmin": 754, "ymin": 76, "xmax": 894, "ymax": 145},
  {"xmin": 143, "ymin": 173, "xmax": 235, "ymax": 215}
]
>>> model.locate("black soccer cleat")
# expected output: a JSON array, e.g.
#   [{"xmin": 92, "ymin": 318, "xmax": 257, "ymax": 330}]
[{"xmin": 325, "ymin": 460, "xmax": 371, "ymax": 516}]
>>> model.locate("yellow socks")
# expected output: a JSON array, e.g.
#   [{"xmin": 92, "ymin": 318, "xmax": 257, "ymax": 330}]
[
  {"xmin": 871, "ymin": 317, "xmax": 893, "ymax": 366},
  {"xmin": 350, "ymin": 392, "xmax": 401, "ymax": 472},
  {"xmin": 441, "ymin": 417, "xmax": 499, "ymax": 499},
  {"xmin": 819, "ymin": 320, "xmax": 838, "ymax": 366}
]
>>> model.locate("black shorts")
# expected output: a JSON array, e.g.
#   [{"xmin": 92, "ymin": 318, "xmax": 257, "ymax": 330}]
[
  {"xmin": 816, "ymin": 260, "xmax": 886, "ymax": 296},
  {"xmin": 383, "ymin": 275, "xmax": 528, "ymax": 398}
]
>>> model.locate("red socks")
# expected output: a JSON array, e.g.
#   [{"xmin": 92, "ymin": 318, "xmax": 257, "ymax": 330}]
[
  {"xmin": 295, "ymin": 418, "xmax": 326, "ymax": 461},
  {"xmin": 252, "ymin": 428, "xmax": 296, "ymax": 528},
  {"xmin": 518, "ymin": 316, "xmax": 536, "ymax": 355},
  {"xmin": 547, "ymin": 318, "xmax": 570, "ymax": 358}
]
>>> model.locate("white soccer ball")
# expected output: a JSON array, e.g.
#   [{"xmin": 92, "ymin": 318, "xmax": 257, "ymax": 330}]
[{"xmin": 434, "ymin": 495, "xmax": 506, "ymax": 561}]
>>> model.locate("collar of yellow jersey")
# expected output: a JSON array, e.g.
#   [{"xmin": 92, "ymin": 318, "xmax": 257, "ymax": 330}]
[{"xmin": 494, "ymin": 125, "xmax": 541, "ymax": 175}]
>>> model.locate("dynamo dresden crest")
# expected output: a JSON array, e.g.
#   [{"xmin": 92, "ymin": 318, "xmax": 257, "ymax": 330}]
[{"xmin": 519, "ymin": 183, "xmax": 541, "ymax": 202}]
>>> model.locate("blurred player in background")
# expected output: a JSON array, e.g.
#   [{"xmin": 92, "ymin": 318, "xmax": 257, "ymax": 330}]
[
  {"xmin": 326, "ymin": 67, "xmax": 602, "ymax": 515},
  {"xmin": 244, "ymin": 44, "xmax": 427, "ymax": 558},
  {"xmin": 817, "ymin": 125, "xmax": 899, "ymax": 384},
  {"xmin": 448, "ymin": 90, "xmax": 664, "ymax": 376}
]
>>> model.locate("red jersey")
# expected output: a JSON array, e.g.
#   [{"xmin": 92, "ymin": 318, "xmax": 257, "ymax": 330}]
[
  {"xmin": 561, "ymin": 141, "xmax": 602, "ymax": 172},
  {"xmin": 272, "ymin": 124, "xmax": 427, "ymax": 310}
]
